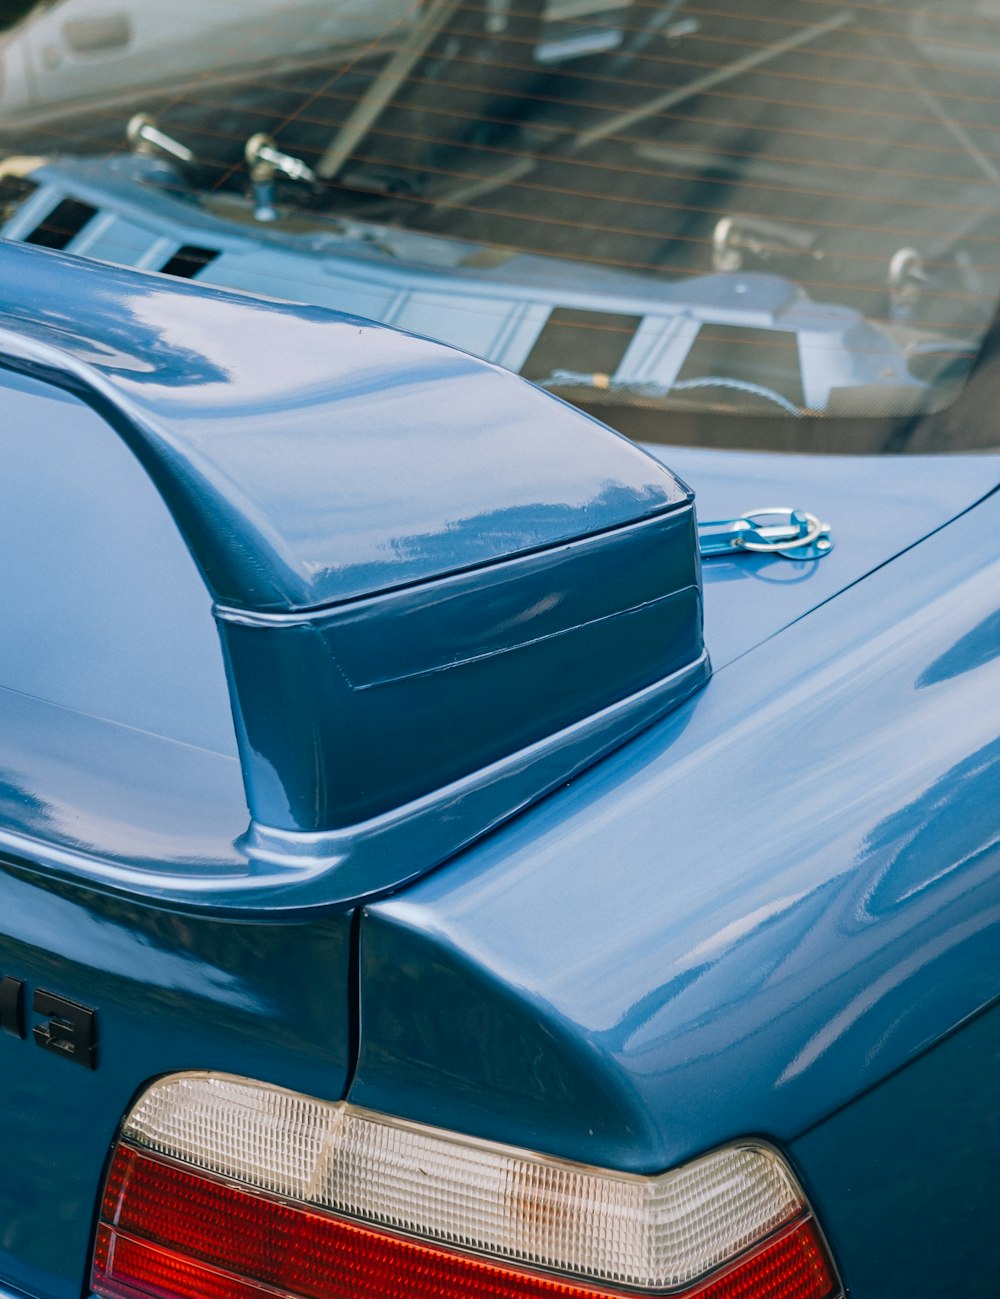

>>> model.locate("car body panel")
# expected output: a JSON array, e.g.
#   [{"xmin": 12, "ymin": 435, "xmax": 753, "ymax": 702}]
[
  {"xmin": 353, "ymin": 488, "xmax": 1000, "ymax": 1174},
  {"xmin": 0, "ymin": 876, "xmax": 353, "ymax": 1299},
  {"xmin": 0, "ymin": 362, "xmax": 993, "ymax": 1299},
  {"xmin": 0, "ymin": 241, "xmax": 690, "ymax": 615},
  {"xmin": 790, "ymin": 1001, "xmax": 1000, "ymax": 1299},
  {"xmin": 0, "ymin": 242, "xmax": 717, "ymax": 907},
  {"xmin": 0, "ymin": 365, "xmax": 238, "ymax": 752},
  {"xmin": 1, "ymin": 257, "xmax": 994, "ymax": 912},
  {"xmin": 653, "ymin": 444, "xmax": 1000, "ymax": 668},
  {"xmin": 0, "ymin": 5, "xmax": 997, "ymax": 1298}
]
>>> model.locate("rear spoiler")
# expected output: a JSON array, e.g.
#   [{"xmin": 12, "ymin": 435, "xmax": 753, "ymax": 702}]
[{"xmin": 0, "ymin": 243, "xmax": 709, "ymax": 905}]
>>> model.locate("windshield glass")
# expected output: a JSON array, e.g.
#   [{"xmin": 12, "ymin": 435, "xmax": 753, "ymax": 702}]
[{"xmin": 2, "ymin": 0, "xmax": 999, "ymax": 451}]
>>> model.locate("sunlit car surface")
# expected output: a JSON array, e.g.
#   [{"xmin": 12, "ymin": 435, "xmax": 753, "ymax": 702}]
[{"xmin": 0, "ymin": 3, "xmax": 998, "ymax": 1299}]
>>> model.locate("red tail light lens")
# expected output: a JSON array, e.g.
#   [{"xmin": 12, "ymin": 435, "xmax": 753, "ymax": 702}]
[
  {"xmin": 93, "ymin": 1142, "xmax": 839, "ymax": 1299},
  {"xmin": 92, "ymin": 1075, "xmax": 842, "ymax": 1299}
]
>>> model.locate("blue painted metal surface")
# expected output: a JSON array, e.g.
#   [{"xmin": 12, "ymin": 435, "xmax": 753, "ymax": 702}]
[
  {"xmin": 352, "ymin": 488, "xmax": 1000, "ymax": 1180},
  {"xmin": 790, "ymin": 1003, "xmax": 1000, "ymax": 1299},
  {"xmin": 0, "ymin": 239, "xmax": 997, "ymax": 1299},
  {"xmin": 0, "ymin": 241, "xmax": 711, "ymax": 904},
  {"xmin": 220, "ymin": 506, "xmax": 706, "ymax": 839},
  {"xmin": 0, "ymin": 367, "xmax": 250, "ymax": 893},
  {"xmin": 0, "ymin": 366, "xmax": 238, "ymax": 754},
  {"xmin": 0, "ymin": 870, "xmax": 354, "ymax": 1299},
  {"xmin": 656, "ymin": 446, "xmax": 1000, "ymax": 669},
  {"xmin": 0, "ymin": 278, "xmax": 991, "ymax": 910},
  {"xmin": 0, "ymin": 241, "xmax": 689, "ymax": 613}
]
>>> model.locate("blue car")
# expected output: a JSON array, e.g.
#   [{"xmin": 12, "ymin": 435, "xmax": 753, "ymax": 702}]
[{"xmin": 0, "ymin": 3, "xmax": 998, "ymax": 1299}]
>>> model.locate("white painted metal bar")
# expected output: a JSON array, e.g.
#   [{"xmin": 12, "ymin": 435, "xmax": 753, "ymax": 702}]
[
  {"xmin": 570, "ymin": 10, "xmax": 855, "ymax": 154},
  {"xmin": 316, "ymin": 0, "xmax": 463, "ymax": 180}
]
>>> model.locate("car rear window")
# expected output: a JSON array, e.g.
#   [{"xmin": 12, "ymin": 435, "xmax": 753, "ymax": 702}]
[{"xmin": 2, "ymin": 0, "xmax": 1000, "ymax": 451}]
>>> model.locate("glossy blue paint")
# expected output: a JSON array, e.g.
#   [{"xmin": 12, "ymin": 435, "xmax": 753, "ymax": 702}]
[
  {"xmin": 0, "ymin": 367, "xmax": 250, "ymax": 893},
  {"xmin": 353, "ymin": 487, "xmax": 1000, "ymax": 1176},
  {"xmin": 0, "ymin": 237, "xmax": 995, "ymax": 1299},
  {"xmin": 0, "ymin": 27, "xmax": 998, "ymax": 1299},
  {"xmin": 659, "ymin": 445, "xmax": 1000, "ymax": 669},
  {"xmin": 221, "ymin": 507, "xmax": 705, "ymax": 833},
  {"xmin": 0, "ymin": 368, "xmax": 237, "ymax": 754},
  {"xmin": 0, "ymin": 869, "xmax": 354, "ymax": 1299},
  {"xmin": 790, "ymin": 1003, "xmax": 1000, "ymax": 1299},
  {"xmin": 0, "ymin": 241, "xmax": 712, "ymax": 904},
  {"xmin": 0, "ymin": 241, "xmax": 688, "ymax": 613},
  {"xmin": 2, "ymin": 320, "xmax": 987, "ymax": 912}
]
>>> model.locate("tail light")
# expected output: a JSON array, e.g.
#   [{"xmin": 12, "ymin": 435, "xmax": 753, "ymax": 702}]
[{"xmin": 92, "ymin": 1073, "xmax": 841, "ymax": 1299}]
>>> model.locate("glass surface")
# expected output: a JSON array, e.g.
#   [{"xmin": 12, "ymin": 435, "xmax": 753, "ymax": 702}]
[{"xmin": 3, "ymin": 0, "xmax": 1000, "ymax": 450}]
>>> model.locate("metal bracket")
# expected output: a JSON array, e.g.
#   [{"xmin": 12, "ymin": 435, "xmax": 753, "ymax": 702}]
[
  {"xmin": 699, "ymin": 508, "xmax": 833, "ymax": 561},
  {"xmin": 245, "ymin": 133, "xmax": 317, "ymax": 222},
  {"xmin": 126, "ymin": 113, "xmax": 195, "ymax": 165}
]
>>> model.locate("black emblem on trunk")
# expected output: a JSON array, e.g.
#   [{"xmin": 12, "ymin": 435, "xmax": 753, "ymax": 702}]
[
  {"xmin": 33, "ymin": 990, "xmax": 98, "ymax": 1069},
  {"xmin": 0, "ymin": 975, "xmax": 97, "ymax": 1067}
]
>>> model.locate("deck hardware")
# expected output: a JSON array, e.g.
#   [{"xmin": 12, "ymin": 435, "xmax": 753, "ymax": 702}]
[
  {"xmin": 887, "ymin": 247, "xmax": 927, "ymax": 322},
  {"xmin": 712, "ymin": 214, "xmax": 821, "ymax": 274},
  {"xmin": 245, "ymin": 134, "xmax": 317, "ymax": 222},
  {"xmin": 699, "ymin": 508, "xmax": 832, "ymax": 560},
  {"xmin": 126, "ymin": 113, "xmax": 194, "ymax": 165}
]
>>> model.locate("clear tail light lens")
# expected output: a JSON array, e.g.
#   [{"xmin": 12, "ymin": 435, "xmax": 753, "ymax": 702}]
[{"xmin": 92, "ymin": 1072, "xmax": 840, "ymax": 1299}]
